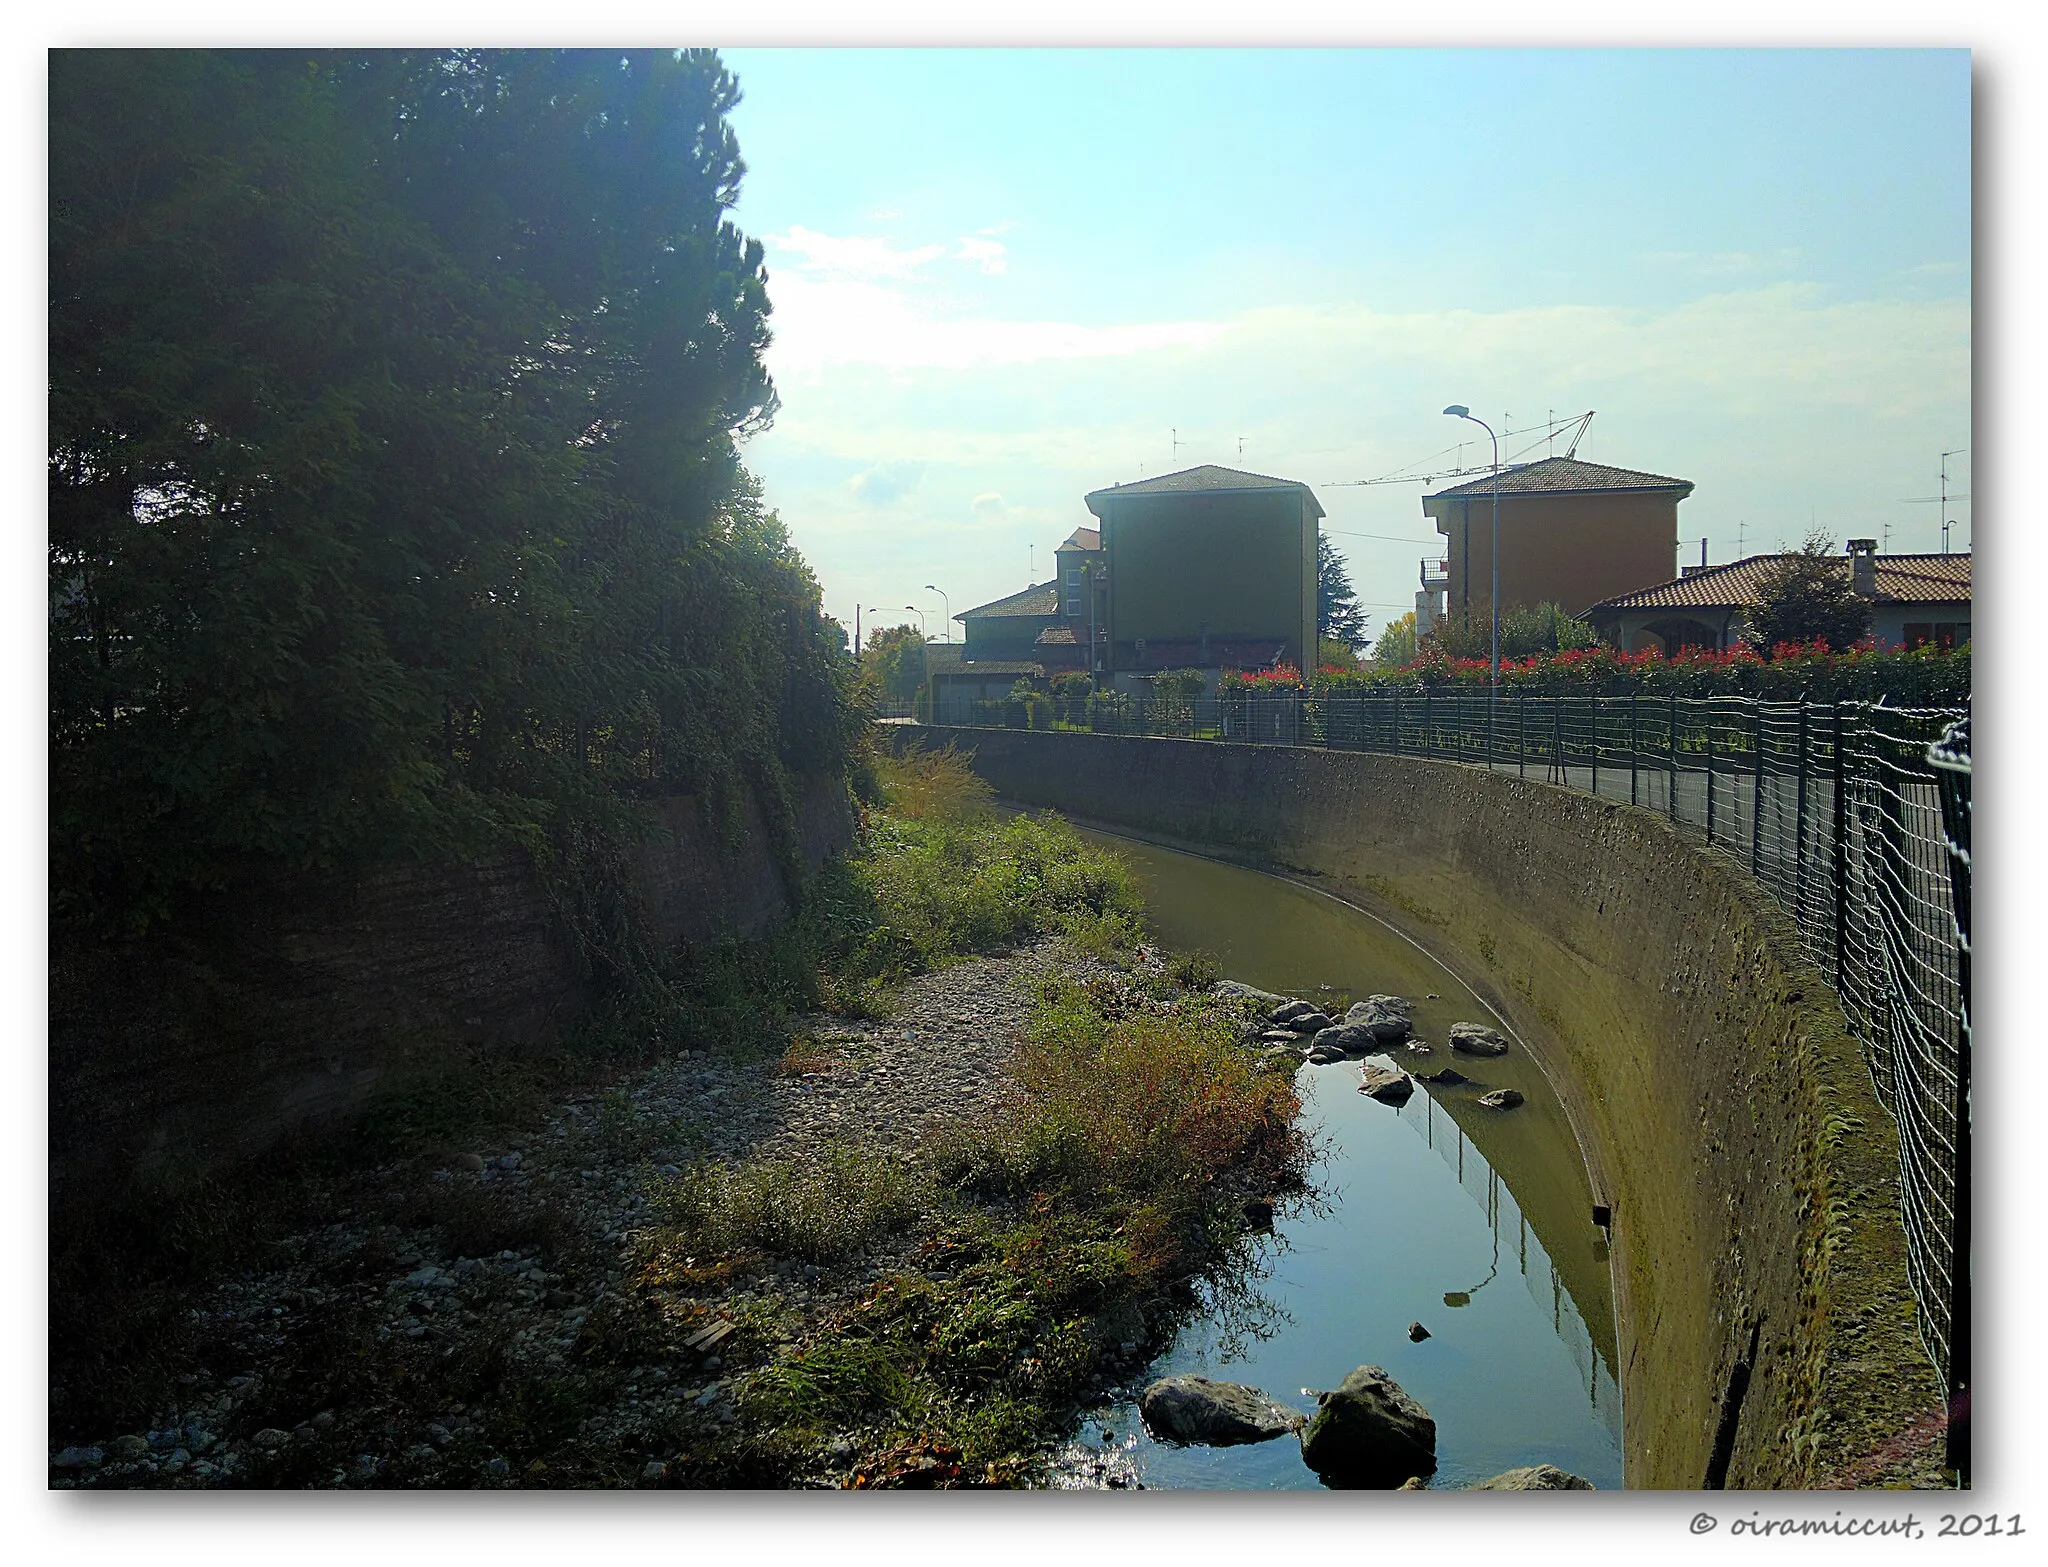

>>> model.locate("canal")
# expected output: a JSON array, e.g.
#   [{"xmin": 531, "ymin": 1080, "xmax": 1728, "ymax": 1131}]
[{"xmin": 1053, "ymin": 824, "xmax": 1625, "ymax": 1490}]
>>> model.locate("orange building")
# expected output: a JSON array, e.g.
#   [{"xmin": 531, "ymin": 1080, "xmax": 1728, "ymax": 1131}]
[{"xmin": 1421, "ymin": 456, "xmax": 1694, "ymax": 622}]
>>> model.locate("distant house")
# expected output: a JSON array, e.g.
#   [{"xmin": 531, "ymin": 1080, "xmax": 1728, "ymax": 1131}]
[
  {"xmin": 1585, "ymin": 543, "xmax": 1972, "ymax": 653},
  {"xmin": 1084, "ymin": 464, "xmax": 1321, "ymax": 687},
  {"xmin": 1421, "ymin": 456, "xmax": 1695, "ymax": 622}
]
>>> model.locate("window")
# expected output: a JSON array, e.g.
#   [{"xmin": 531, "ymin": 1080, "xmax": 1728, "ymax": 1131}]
[
  {"xmin": 1065, "ymin": 593, "xmax": 1081, "ymax": 617},
  {"xmin": 1904, "ymin": 622, "xmax": 1967, "ymax": 651}
]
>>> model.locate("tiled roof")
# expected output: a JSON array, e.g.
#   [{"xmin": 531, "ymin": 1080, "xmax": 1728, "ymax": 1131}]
[
  {"xmin": 1086, "ymin": 464, "xmax": 1327, "ymax": 519},
  {"xmin": 959, "ymin": 580, "xmax": 1060, "ymax": 619},
  {"xmin": 1426, "ymin": 456, "xmax": 1694, "ymax": 501},
  {"xmin": 1057, "ymin": 526, "xmax": 1101, "ymax": 552},
  {"xmin": 1034, "ymin": 624, "xmax": 1081, "ymax": 645},
  {"xmin": 1589, "ymin": 553, "xmax": 1972, "ymax": 612}
]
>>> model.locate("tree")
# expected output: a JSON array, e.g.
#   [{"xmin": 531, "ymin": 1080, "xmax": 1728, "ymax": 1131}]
[
  {"xmin": 50, "ymin": 49, "xmax": 851, "ymax": 933},
  {"xmin": 860, "ymin": 625, "xmax": 928, "ymax": 704},
  {"xmin": 1744, "ymin": 532, "xmax": 1874, "ymax": 653},
  {"xmin": 1318, "ymin": 536, "xmax": 1370, "ymax": 653},
  {"xmin": 1372, "ymin": 611, "xmax": 1419, "ymax": 669},
  {"xmin": 1431, "ymin": 602, "xmax": 1598, "ymax": 663}
]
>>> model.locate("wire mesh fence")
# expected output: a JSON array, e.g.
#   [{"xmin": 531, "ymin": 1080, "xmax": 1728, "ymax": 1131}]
[{"xmin": 930, "ymin": 685, "xmax": 1970, "ymax": 1420}]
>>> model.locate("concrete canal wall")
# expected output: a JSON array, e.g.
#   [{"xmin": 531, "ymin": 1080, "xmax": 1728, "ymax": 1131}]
[{"xmin": 890, "ymin": 724, "xmax": 1941, "ymax": 1490}]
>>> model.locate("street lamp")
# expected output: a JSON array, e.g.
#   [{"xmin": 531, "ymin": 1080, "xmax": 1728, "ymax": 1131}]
[
  {"xmin": 923, "ymin": 583, "xmax": 951, "ymax": 642},
  {"xmin": 1443, "ymin": 405, "xmax": 1501, "ymax": 686}
]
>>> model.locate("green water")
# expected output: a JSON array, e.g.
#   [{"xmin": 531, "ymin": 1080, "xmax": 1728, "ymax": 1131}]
[{"xmin": 1052, "ymin": 826, "xmax": 1624, "ymax": 1490}]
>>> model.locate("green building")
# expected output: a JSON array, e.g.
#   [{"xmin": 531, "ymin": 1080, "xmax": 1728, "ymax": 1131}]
[{"xmin": 1084, "ymin": 464, "xmax": 1322, "ymax": 686}]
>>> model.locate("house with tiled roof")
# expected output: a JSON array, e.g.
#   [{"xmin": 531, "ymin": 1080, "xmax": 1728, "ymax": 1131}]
[
  {"xmin": 1421, "ymin": 455, "xmax": 1695, "ymax": 622},
  {"xmin": 1084, "ymin": 464, "xmax": 1321, "ymax": 684},
  {"xmin": 1585, "ymin": 544, "xmax": 1971, "ymax": 654}
]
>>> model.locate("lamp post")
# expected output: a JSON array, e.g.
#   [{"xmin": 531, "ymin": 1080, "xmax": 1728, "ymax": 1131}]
[
  {"xmin": 923, "ymin": 584, "xmax": 951, "ymax": 642},
  {"xmin": 1443, "ymin": 405, "xmax": 1501, "ymax": 686}
]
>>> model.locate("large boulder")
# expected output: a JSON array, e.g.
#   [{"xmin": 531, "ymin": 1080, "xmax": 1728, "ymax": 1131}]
[
  {"xmin": 1448, "ymin": 1022, "xmax": 1510, "ymax": 1057},
  {"xmin": 1343, "ymin": 999, "xmax": 1412, "ymax": 1043},
  {"xmin": 1213, "ymin": 981, "xmax": 1287, "ymax": 1007},
  {"xmin": 1477, "ymin": 1088, "xmax": 1524, "ymax": 1110},
  {"xmin": 1471, "ymin": 1464, "xmax": 1596, "ymax": 1490},
  {"xmin": 1308, "ymin": 1023, "xmax": 1379, "ymax": 1056},
  {"xmin": 1360, "ymin": 1063, "xmax": 1415, "ymax": 1105},
  {"xmin": 1350, "ymin": 994, "xmax": 1413, "ymax": 1020},
  {"xmin": 1268, "ymin": 998, "xmax": 1318, "ymax": 1026},
  {"xmin": 1140, "ymin": 1375, "xmax": 1305, "ymax": 1446},
  {"xmin": 1298, "ymin": 1365, "xmax": 1436, "ymax": 1488},
  {"xmin": 1255, "ymin": 1045, "xmax": 1305, "ymax": 1075},
  {"xmin": 1416, "ymin": 1066, "xmax": 1470, "ymax": 1086}
]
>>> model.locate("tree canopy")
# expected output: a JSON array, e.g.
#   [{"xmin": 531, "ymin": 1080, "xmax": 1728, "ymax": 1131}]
[
  {"xmin": 1317, "ymin": 536, "xmax": 1370, "ymax": 653},
  {"xmin": 51, "ymin": 49, "xmax": 857, "ymax": 933},
  {"xmin": 859, "ymin": 625, "xmax": 928, "ymax": 705},
  {"xmin": 1744, "ymin": 532, "xmax": 1875, "ymax": 653}
]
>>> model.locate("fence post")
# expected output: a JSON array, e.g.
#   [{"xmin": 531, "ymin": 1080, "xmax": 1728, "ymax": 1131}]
[
  {"xmin": 1795, "ymin": 699, "xmax": 1810, "ymax": 916},
  {"xmin": 1424, "ymin": 689, "xmax": 1433, "ymax": 760},
  {"xmin": 1518, "ymin": 690, "xmax": 1527, "ymax": 779},
  {"xmin": 1669, "ymin": 693, "xmax": 1680, "ymax": 824},
  {"xmin": 1630, "ymin": 692, "xmax": 1640, "ymax": 808},
  {"xmin": 1391, "ymin": 692, "xmax": 1401, "ymax": 757},
  {"xmin": 1705, "ymin": 703, "xmax": 1716, "ymax": 843},
  {"xmin": 1832, "ymin": 703, "xmax": 1849, "ymax": 989},
  {"xmin": 1589, "ymin": 695, "xmax": 1600, "ymax": 799},
  {"xmin": 1751, "ymin": 700, "xmax": 1766, "ymax": 876}
]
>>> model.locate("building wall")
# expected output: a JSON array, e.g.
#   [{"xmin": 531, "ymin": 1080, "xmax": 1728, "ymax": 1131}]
[
  {"xmin": 889, "ymin": 725, "xmax": 1943, "ymax": 1490},
  {"xmin": 1426, "ymin": 490, "xmax": 1685, "ymax": 620},
  {"xmin": 1101, "ymin": 490, "xmax": 1315, "ymax": 671}
]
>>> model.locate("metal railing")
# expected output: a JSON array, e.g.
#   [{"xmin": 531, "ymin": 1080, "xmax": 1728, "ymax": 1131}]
[{"xmin": 929, "ymin": 686, "xmax": 1971, "ymax": 1423}]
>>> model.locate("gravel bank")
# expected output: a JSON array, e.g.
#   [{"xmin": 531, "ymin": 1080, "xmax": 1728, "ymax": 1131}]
[{"xmin": 51, "ymin": 943, "xmax": 1067, "ymax": 1489}]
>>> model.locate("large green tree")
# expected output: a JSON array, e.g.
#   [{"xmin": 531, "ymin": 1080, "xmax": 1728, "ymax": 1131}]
[
  {"xmin": 1743, "ymin": 532, "xmax": 1875, "ymax": 653},
  {"xmin": 51, "ymin": 49, "xmax": 855, "ymax": 932},
  {"xmin": 1317, "ymin": 535, "xmax": 1370, "ymax": 654}
]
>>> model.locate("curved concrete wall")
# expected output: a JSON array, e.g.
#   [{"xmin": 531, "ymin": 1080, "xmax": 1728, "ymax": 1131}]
[{"xmin": 898, "ymin": 725, "xmax": 1941, "ymax": 1489}]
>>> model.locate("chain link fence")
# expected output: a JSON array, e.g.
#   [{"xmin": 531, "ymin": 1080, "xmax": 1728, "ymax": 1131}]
[{"xmin": 929, "ymin": 685, "xmax": 1970, "ymax": 1438}]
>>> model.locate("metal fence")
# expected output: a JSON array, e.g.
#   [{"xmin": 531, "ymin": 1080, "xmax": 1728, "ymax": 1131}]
[{"xmin": 931, "ymin": 686, "xmax": 1970, "ymax": 1426}]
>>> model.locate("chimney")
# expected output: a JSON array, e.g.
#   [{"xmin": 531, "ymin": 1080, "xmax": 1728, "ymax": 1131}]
[{"xmin": 1846, "ymin": 538, "xmax": 1878, "ymax": 598}]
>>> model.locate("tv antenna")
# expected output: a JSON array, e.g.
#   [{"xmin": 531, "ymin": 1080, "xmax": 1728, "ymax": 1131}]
[
  {"xmin": 1902, "ymin": 449, "xmax": 1970, "ymax": 554},
  {"xmin": 1171, "ymin": 428, "xmax": 1185, "ymax": 466}
]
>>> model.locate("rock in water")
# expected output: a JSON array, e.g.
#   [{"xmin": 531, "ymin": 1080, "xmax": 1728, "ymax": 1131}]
[
  {"xmin": 1255, "ymin": 1045, "xmax": 1305, "ymax": 1075},
  {"xmin": 1477, "ymin": 1088, "xmax": 1524, "ymax": 1110},
  {"xmin": 1360, "ymin": 1063, "xmax": 1415, "ymax": 1105},
  {"xmin": 1343, "ymin": 999, "xmax": 1413, "ymax": 1043},
  {"xmin": 1471, "ymin": 1464, "xmax": 1596, "ymax": 1490},
  {"xmin": 1407, "ymin": 1321, "xmax": 1431, "ymax": 1342},
  {"xmin": 1299, "ymin": 1365, "xmax": 1437, "ymax": 1488},
  {"xmin": 1449, "ymin": 1023, "xmax": 1509, "ymax": 1057},
  {"xmin": 1140, "ymin": 1375, "xmax": 1305, "ymax": 1446},
  {"xmin": 1268, "ymin": 999, "xmax": 1318, "ymax": 1027},
  {"xmin": 1416, "ymin": 1066, "xmax": 1470, "ymax": 1086},
  {"xmin": 1308, "ymin": 1022, "xmax": 1378, "ymax": 1056}
]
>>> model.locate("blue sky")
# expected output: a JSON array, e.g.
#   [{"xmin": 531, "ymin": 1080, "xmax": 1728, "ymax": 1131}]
[{"xmin": 717, "ymin": 47, "xmax": 1970, "ymax": 648}]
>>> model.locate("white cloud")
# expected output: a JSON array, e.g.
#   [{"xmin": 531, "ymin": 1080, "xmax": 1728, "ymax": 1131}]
[
  {"xmin": 972, "ymin": 492, "xmax": 1006, "ymax": 518},
  {"xmin": 767, "ymin": 224, "xmax": 944, "ymax": 282},
  {"xmin": 954, "ymin": 235, "xmax": 1009, "ymax": 274},
  {"xmin": 846, "ymin": 461, "xmax": 925, "ymax": 505}
]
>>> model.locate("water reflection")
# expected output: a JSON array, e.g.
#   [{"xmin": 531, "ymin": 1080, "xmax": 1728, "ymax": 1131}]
[
  {"xmin": 1050, "ymin": 823, "xmax": 1626, "ymax": 1489},
  {"xmin": 1393, "ymin": 1086, "xmax": 1622, "ymax": 1442}
]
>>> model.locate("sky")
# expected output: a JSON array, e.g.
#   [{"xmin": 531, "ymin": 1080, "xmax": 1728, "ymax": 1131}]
[{"xmin": 717, "ymin": 47, "xmax": 1972, "ymax": 648}]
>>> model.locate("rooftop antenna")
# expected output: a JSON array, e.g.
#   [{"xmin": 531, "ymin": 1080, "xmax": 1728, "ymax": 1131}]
[
  {"xmin": 1737, "ymin": 520, "xmax": 1747, "ymax": 557},
  {"xmin": 1238, "ymin": 435, "xmax": 1246, "ymax": 459},
  {"xmin": 1029, "ymin": 542, "xmax": 1036, "ymax": 582},
  {"xmin": 1171, "ymin": 428, "xmax": 1184, "ymax": 467},
  {"xmin": 1548, "ymin": 409, "xmax": 1555, "ymax": 457},
  {"xmin": 1563, "ymin": 411, "xmax": 1595, "ymax": 459},
  {"xmin": 1902, "ymin": 449, "xmax": 1971, "ymax": 554}
]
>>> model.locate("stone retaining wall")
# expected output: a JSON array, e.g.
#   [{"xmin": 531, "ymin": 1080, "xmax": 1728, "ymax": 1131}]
[
  {"xmin": 51, "ymin": 774, "xmax": 855, "ymax": 1202},
  {"xmin": 891, "ymin": 724, "xmax": 1940, "ymax": 1490}
]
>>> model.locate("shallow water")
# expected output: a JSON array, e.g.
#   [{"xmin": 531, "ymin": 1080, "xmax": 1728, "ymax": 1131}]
[{"xmin": 1050, "ymin": 826, "xmax": 1624, "ymax": 1490}]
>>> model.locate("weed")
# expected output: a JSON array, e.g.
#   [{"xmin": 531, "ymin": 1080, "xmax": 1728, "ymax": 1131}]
[{"xmin": 651, "ymin": 1147, "xmax": 925, "ymax": 1265}]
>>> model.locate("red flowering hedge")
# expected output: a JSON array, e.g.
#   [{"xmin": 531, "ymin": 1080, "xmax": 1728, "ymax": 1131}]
[{"xmin": 1221, "ymin": 641, "xmax": 1968, "ymax": 705}]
